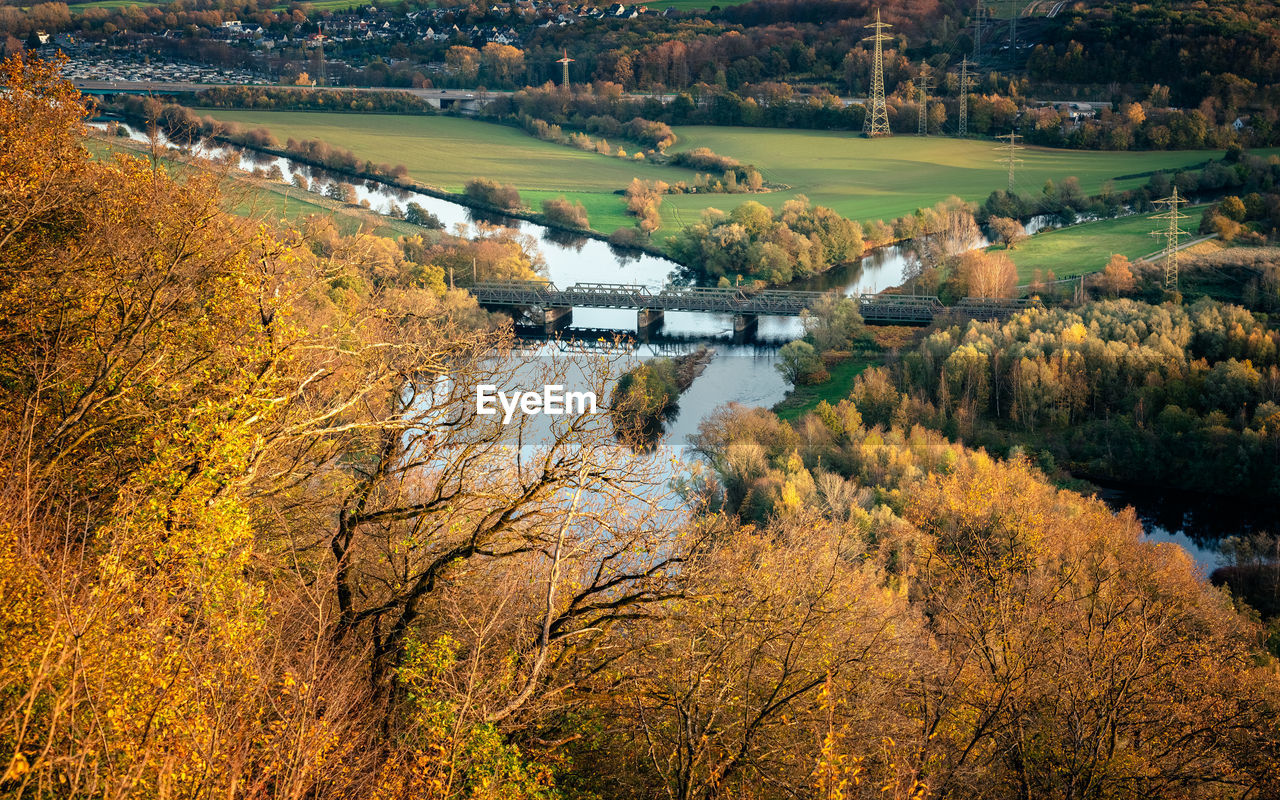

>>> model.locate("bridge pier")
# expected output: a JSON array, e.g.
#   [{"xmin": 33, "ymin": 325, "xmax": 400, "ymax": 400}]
[
  {"xmin": 732, "ymin": 313, "xmax": 758, "ymax": 343},
  {"xmin": 540, "ymin": 306, "xmax": 573, "ymax": 333},
  {"xmin": 637, "ymin": 307, "xmax": 664, "ymax": 340}
]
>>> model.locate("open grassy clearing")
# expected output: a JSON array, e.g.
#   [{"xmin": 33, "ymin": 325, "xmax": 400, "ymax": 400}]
[
  {"xmin": 994, "ymin": 205, "xmax": 1211, "ymax": 281},
  {"xmin": 197, "ymin": 110, "xmax": 696, "ymax": 235},
  {"xmin": 667, "ymin": 127, "xmax": 1256, "ymax": 226}
]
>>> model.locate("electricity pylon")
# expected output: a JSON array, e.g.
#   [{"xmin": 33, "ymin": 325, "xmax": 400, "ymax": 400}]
[
  {"xmin": 863, "ymin": 9, "xmax": 892, "ymax": 137},
  {"xmin": 556, "ymin": 49, "xmax": 574, "ymax": 90},
  {"xmin": 915, "ymin": 71, "xmax": 933, "ymax": 135},
  {"xmin": 995, "ymin": 131, "xmax": 1023, "ymax": 191},
  {"xmin": 1009, "ymin": 0, "xmax": 1018, "ymax": 53},
  {"xmin": 1150, "ymin": 187, "xmax": 1190, "ymax": 292},
  {"xmin": 957, "ymin": 57, "xmax": 975, "ymax": 136},
  {"xmin": 973, "ymin": 3, "xmax": 986, "ymax": 60},
  {"xmin": 315, "ymin": 23, "xmax": 326, "ymax": 86}
]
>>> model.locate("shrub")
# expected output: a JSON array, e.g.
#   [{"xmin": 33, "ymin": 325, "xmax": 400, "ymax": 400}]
[
  {"xmin": 464, "ymin": 178, "xmax": 521, "ymax": 210},
  {"xmin": 542, "ymin": 196, "xmax": 590, "ymax": 229}
]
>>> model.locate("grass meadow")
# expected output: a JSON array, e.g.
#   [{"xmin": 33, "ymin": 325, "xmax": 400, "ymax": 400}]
[
  {"xmin": 192, "ymin": 110, "xmax": 1248, "ymax": 260},
  {"xmin": 68, "ymin": 0, "xmax": 161, "ymax": 10},
  {"xmin": 995, "ymin": 205, "xmax": 1211, "ymax": 281},
  {"xmin": 198, "ymin": 110, "xmax": 692, "ymax": 235},
  {"xmin": 666, "ymin": 127, "xmax": 1236, "ymax": 225}
]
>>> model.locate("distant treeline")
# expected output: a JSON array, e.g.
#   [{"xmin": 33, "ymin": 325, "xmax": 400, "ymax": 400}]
[
  {"xmin": 192, "ymin": 86, "xmax": 438, "ymax": 115},
  {"xmin": 484, "ymin": 80, "xmax": 1278, "ymax": 151}
]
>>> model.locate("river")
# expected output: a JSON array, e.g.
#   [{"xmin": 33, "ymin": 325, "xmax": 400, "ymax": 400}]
[{"xmin": 93, "ymin": 122, "xmax": 1244, "ymax": 570}]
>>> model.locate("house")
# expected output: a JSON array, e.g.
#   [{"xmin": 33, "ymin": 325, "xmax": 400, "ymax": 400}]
[{"xmin": 1234, "ymin": 115, "xmax": 1252, "ymax": 131}]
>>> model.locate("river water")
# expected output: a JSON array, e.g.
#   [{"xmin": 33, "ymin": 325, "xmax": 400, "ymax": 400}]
[{"xmin": 94, "ymin": 122, "xmax": 1244, "ymax": 570}]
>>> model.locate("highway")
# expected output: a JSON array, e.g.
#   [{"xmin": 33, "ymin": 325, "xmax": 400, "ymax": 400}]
[{"xmin": 72, "ymin": 79, "xmax": 511, "ymax": 102}]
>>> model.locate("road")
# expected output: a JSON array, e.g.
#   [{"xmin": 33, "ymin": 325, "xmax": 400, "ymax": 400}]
[{"xmin": 72, "ymin": 80, "xmax": 513, "ymax": 102}]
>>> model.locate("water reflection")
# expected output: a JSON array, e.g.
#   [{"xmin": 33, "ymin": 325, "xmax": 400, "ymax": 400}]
[{"xmin": 1097, "ymin": 486, "xmax": 1273, "ymax": 572}]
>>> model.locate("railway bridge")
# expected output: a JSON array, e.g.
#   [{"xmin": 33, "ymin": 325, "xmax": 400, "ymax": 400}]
[{"xmin": 469, "ymin": 280, "xmax": 1039, "ymax": 338}]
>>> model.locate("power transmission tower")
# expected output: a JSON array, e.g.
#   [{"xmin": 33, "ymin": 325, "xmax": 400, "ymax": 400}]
[
  {"xmin": 316, "ymin": 23, "xmax": 326, "ymax": 86},
  {"xmin": 915, "ymin": 70, "xmax": 933, "ymax": 135},
  {"xmin": 862, "ymin": 9, "xmax": 893, "ymax": 137},
  {"xmin": 1150, "ymin": 187, "xmax": 1190, "ymax": 292},
  {"xmin": 957, "ymin": 57, "xmax": 975, "ymax": 136},
  {"xmin": 972, "ymin": 3, "xmax": 985, "ymax": 60},
  {"xmin": 995, "ymin": 131, "xmax": 1023, "ymax": 191},
  {"xmin": 556, "ymin": 48, "xmax": 574, "ymax": 90},
  {"xmin": 1009, "ymin": 0, "xmax": 1018, "ymax": 54}
]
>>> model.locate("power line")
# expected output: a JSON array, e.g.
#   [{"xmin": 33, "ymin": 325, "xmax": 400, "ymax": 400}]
[
  {"xmin": 915, "ymin": 70, "xmax": 933, "ymax": 135},
  {"xmin": 957, "ymin": 57, "xmax": 975, "ymax": 136},
  {"xmin": 863, "ymin": 8, "xmax": 893, "ymax": 137},
  {"xmin": 995, "ymin": 131, "xmax": 1024, "ymax": 192},
  {"xmin": 1150, "ymin": 187, "xmax": 1190, "ymax": 292}
]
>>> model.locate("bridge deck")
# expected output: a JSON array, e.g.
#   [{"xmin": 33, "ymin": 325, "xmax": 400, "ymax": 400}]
[
  {"xmin": 470, "ymin": 280, "xmax": 830, "ymax": 316},
  {"xmin": 470, "ymin": 280, "xmax": 1040, "ymax": 325}
]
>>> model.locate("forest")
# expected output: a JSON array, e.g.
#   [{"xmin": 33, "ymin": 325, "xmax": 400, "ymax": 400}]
[
  {"xmin": 5, "ymin": 55, "xmax": 1280, "ymax": 800},
  {"xmin": 832, "ymin": 299, "xmax": 1280, "ymax": 498}
]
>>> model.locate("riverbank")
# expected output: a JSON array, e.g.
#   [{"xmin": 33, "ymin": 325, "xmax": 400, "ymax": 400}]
[{"xmin": 88, "ymin": 119, "xmax": 1261, "ymax": 577}]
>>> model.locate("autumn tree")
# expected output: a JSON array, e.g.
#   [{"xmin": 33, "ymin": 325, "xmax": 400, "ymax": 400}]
[
  {"xmin": 1093, "ymin": 252, "xmax": 1136, "ymax": 296},
  {"xmin": 599, "ymin": 515, "xmax": 924, "ymax": 800},
  {"xmin": 956, "ymin": 249, "xmax": 1018, "ymax": 298},
  {"xmin": 480, "ymin": 43, "xmax": 525, "ymax": 84},
  {"xmin": 445, "ymin": 45, "xmax": 480, "ymax": 82},
  {"xmin": 542, "ymin": 195, "xmax": 589, "ymax": 229},
  {"xmin": 988, "ymin": 215, "xmax": 1027, "ymax": 249},
  {"xmin": 0, "ymin": 55, "xmax": 686, "ymax": 798}
]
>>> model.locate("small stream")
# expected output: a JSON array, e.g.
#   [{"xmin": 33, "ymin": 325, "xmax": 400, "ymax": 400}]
[{"xmin": 92, "ymin": 122, "xmax": 1251, "ymax": 566}]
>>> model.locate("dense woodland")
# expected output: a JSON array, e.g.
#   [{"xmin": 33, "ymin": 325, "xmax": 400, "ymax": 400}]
[
  {"xmin": 5, "ymin": 53, "xmax": 1280, "ymax": 799},
  {"xmin": 830, "ymin": 299, "xmax": 1280, "ymax": 498}
]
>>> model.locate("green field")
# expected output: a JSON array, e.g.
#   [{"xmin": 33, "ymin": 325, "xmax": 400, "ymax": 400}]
[
  {"xmin": 268, "ymin": 0, "xmax": 363, "ymax": 11},
  {"xmin": 192, "ymin": 110, "xmax": 1253, "ymax": 242},
  {"xmin": 69, "ymin": 0, "xmax": 161, "ymax": 10},
  {"xmin": 667, "ymin": 127, "xmax": 1242, "ymax": 226},
  {"xmin": 198, "ymin": 110, "xmax": 699, "ymax": 234},
  {"xmin": 226, "ymin": 180, "xmax": 424, "ymax": 238},
  {"xmin": 995, "ymin": 205, "xmax": 1210, "ymax": 281}
]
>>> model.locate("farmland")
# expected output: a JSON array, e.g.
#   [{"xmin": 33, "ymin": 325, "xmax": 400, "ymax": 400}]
[
  {"xmin": 67, "ymin": 0, "xmax": 161, "ymax": 10},
  {"xmin": 666, "ymin": 127, "xmax": 1242, "ymax": 225},
  {"xmin": 197, "ymin": 110, "xmax": 692, "ymax": 235},
  {"xmin": 193, "ymin": 109, "xmax": 1250, "ymax": 243}
]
